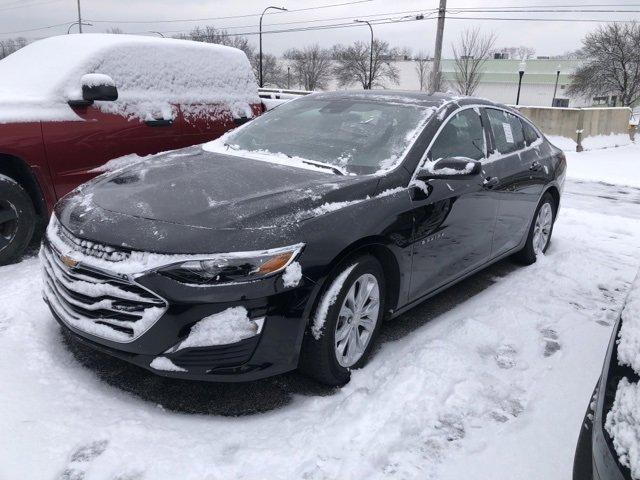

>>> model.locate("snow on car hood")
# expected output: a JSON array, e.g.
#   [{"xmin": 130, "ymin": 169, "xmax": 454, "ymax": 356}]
[{"xmin": 60, "ymin": 148, "xmax": 380, "ymax": 233}]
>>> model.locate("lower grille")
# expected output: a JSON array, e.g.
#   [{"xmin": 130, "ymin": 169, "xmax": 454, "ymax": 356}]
[
  {"xmin": 168, "ymin": 337, "xmax": 259, "ymax": 371},
  {"xmin": 41, "ymin": 241, "xmax": 167, "ymax": 343}
]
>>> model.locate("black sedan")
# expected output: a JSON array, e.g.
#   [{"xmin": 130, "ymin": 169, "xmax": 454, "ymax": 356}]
[{"xmin": 41, "ymin": 91, "xmax": 566, "ymax": 385}]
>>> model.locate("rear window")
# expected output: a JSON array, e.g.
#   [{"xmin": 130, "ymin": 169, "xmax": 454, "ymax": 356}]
[{"xmin": 486, "ymin": 108, "xmax": 525, "ymax": 154}]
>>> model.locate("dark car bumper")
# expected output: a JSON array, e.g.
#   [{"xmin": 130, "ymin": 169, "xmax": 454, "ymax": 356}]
[{"xmin": 41, "ymin": 234, "xmax": 322, "ymax": 383}]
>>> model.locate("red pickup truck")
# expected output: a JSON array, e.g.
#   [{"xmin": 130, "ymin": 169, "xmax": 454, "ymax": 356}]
[{"xmin": 0, "ymin": 34, "xmax": 262, "ymax": 264}]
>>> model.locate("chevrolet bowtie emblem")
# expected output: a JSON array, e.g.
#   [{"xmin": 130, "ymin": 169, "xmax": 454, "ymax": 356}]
[{"xmin": 60, "ymin": 255, "xmax": 79, "ymax": 269}]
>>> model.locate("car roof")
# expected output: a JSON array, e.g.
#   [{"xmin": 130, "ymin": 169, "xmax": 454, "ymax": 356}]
[{"xmin": 306, "ymin": 90, "xmax": 501, "ymax": 109}]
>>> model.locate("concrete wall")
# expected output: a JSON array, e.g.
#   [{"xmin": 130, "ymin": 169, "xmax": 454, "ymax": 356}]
[{"xmin": 514, "ymin": 106, "xmax": 632, "ymax": 150}]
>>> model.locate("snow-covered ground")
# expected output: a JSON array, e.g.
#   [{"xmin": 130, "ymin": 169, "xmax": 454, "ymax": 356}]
[{"xmin": 1, "ymin": 143, "xmax": 639, "ymax": 480}]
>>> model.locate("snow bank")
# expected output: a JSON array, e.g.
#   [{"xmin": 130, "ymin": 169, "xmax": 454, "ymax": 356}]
[
  {"xmin": 312, "ymin": 263, "xmax": 358, "ymax": 339},
  {"xmin": 617, "ymin": 273, "xmax": 640, "ymax": 374},
  {"xmin": 169, "ymin": 307, "xmax": 260, "ymax": 350},
  {"xmin": 547, "ymin": 134, "xmax": 632, "ymax": 152},
  {"xmin": 0, "ymin": 34, "xmax": 259, "ymax": 123},
  {"xmin": 565, "ymin": 142, "xmax": 640, "ymax": 188},
  {"xmin": 606, "ymin": 378, "xmax": 640, "ymax": 478}
]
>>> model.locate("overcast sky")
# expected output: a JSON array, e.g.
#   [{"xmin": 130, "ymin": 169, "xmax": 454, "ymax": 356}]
[{"xmin": 1, "ymin": 0, "xmax": 639, "ymax": 57}]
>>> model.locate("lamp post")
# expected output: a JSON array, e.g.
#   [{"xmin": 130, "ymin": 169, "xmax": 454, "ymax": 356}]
[
  {"xmin": 259, "ymin": 6, "xmax": 287, "ymax": 88},
  {"xmin": 354, "ymin": 19, "xmax": 374, "ymax": 90},
  {"xmin": 149, "ymin": 31, "xmax": 165, "ymax": 38},
  {"xmin": 67, "ymin": 21, "xmax": 92, "ymax": 34},
  {"xmin": 551, "ymin": 64, "xmax": 561, "ymax": 107},
  {"xmin": 516, "ymin": 61, "xmax": 526, "ymax": 106}
]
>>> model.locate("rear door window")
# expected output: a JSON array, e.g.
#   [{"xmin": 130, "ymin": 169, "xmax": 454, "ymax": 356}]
[
  {"xmin": 521, "ymin": 119, "xmax": 540, "ymax": 146},
  {"xmin": 486, "ymin": 108, "xmax": 525, "ymax": 154},
  {"xmin": 430, "ymin": 108, "xmax": 486, "ymax": 161}
]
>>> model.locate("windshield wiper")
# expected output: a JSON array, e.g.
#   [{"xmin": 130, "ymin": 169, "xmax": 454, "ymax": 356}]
[{"xmin": 300, "ymin": 159, "xmax": 346, "ymax": 176}]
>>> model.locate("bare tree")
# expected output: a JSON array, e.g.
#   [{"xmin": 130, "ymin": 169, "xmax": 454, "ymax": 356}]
[
  {"xmin": 332, "ymin": 40, "xmax": 400, "ymax": 89},
  {"xmin": 255, "ymin": 52, "xmax": 287, "ymax": 88},
  {"xmin": 568, "ymin": 22, "xmax": 640, "ymax": 107},
  {"xmin": 0, "ymin": 37, "xmax": 28, "ymax": 60},
  {"xmin": 451, "ymin": 28, "xmax": 496, "ymax": 96},
  {"xmin": 516, "ymin": 46, "xmax": 536, "ymax": 60},
  {"xmin": 105, "ymin": 27, "xmax": 124, "ymax": 34},
  {"xmin": 414, "ymin": 51, "xmax": 430, "ymax": 91},
  {"xmin": 283, "ymin": 45, "xmax": 332, "ymax": 91}
]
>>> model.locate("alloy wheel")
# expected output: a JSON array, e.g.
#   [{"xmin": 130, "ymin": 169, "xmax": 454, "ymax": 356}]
[
  {"xmin": 533, "ymin": 202, "xmax": 553, "ymax": 254},
  {"xmin": 334, "ymin": 273, "xmax": 380, "ymax": 368},
  {"xmin": 0, "ymin": 200, "xmax": 18, "ymax": 252}
]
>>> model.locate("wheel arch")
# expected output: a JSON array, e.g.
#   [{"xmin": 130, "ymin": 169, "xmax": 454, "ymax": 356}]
[
  {"xmin": 313, "ymin": 236, "xmax": 403, "ymax": 318},
  {"xmin": 0, "ymin": 153, "xmax": 47, "ymax": 220},
  {"xmin": 544, "ymin": 185, "xmax": 560, "ymax": 211}
]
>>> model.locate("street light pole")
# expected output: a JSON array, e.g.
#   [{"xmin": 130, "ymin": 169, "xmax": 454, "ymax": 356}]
[
  {"xmin": 259, "ymin": 6, "xmax": 287, "ymax": 88},
  {"xmin": 551, "ymin": 65, "xmax": 561, "ymax": 107},
  {"xmin": 516, "ymin": 61, "xmax": 526, "ymax": 106},
  {"xmin": 149, "ymin": 31, "xmax": 165, "ymax": 38},
  {"xmin": 77, "ymin": 0, "xmax": 83, "ymax": 33},
  {"xmin": 68, "ymin": 21, "xmax": 92, "ymax": 34},
  {"xmin": 354, "ymin": 19, "xmax": 373, "ymax": 89}
]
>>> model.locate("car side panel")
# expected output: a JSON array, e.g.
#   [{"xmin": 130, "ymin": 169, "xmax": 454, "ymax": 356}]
[
  {"xmin": 41, "ymin": 104, "xmax": 182, "ymax": 199},
  {"xmin": 178, "ymin": 103, "xmax": 263, "ymax": 148},
  {"xmin": 0, "ymin": 122, "xmax": 57, "ymax": 213}
]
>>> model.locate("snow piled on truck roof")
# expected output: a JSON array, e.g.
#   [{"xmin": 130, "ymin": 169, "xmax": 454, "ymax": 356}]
[{"xmin": 0, "ymin": 34, "xmax": 259, "ymax": 123}]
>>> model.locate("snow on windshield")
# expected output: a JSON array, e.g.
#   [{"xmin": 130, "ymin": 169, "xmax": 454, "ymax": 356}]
[
  {"xmin": 204, "ymin": 97, "xmax": 436, "ymax": 175},
  {"xmin": 0, "ymin": 34, "xmax": 258, "ymax": 123}
]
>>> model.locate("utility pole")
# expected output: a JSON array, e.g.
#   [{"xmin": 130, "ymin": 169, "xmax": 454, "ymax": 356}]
[
  {"xmin": 430, "ymin": 0, "xmax": 447, "ymax": 93},
  {"xmin": 77, "ymin": 0, "xmax": 83, "ymax": 33},
  {"xmin": 259, "ymin": 6, "xmax": 287, "ymax": 88}
]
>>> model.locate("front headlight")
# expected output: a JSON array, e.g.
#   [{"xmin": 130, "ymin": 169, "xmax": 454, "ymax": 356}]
[{"xmin": 158, "ymin": 244, "xmax": 304, "ymax": 285}]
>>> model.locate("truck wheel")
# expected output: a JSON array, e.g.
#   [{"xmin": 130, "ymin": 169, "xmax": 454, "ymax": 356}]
[
  {"xmin": 0, "ymin": 174, "xmax": 36, "ymax": 265},
  {"xmin": 299, "ymin": 255, "xmax": 386, "ymax": 386}
]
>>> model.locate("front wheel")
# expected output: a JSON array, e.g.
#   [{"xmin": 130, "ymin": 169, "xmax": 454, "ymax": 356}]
[
  {"xmin": 0, "ymin": 174, "xmax": 36, "ymax": 266},
  {"xmin": 514, "ymin": 192, "xmax": 556, "ymax": 265},
  {"xmin": 299, "ymin": 255, "xmax": 386, "ymax": 386}
]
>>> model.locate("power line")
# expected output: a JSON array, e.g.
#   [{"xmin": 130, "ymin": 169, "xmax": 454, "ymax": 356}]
[
  {"xmin": 0, "ymin": 0, "xmax": 64, "ymax": 12},
  {"xmin": 0, "ymin": 21, "xmax": 74, "ymax": 36},
  {"xmin": 85, "ymin": 0, "xmax": 374, "ymax": 24}
]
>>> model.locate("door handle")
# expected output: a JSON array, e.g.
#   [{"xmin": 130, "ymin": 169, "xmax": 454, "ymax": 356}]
[
  {"xmin": 144, "ymin": 119, "xmax": 174, "ymax": 127},
  {"xmin": 530, "ymin": 161, "xmax": 542, "ymax": 171},
  {"xmin": 483, "ymin": 176, "xmax": 499, "ymax": 189}
]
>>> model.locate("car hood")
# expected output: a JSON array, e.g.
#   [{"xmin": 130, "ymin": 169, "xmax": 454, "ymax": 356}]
[{"xmin": 56, "ymin": 148, "xmax": 380, "ymax": 253}]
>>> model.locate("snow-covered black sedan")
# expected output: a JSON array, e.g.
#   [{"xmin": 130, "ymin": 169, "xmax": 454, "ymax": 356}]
[{"xmin": 41, "ymin": 91, "xmax": 566, "ymax": 386}]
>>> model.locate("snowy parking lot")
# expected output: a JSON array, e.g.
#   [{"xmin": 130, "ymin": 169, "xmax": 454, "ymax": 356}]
[{"xmin": 1, "ymin": 142, "xmax": 639, "ymax": 480}]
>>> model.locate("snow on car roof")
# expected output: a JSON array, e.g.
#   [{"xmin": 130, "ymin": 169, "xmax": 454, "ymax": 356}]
[{"xmin": 0, "ymin": 34, "xmax": 259, "ymax": 123}]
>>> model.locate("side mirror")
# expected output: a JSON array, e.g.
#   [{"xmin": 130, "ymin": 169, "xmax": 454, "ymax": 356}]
[
  {"xmin": 81, "ymin": 73, "xmax": 118, "ymax": 102},
  {"xmin": 417, "ymin": 157, "xmax": 482, "ymax": 181}
]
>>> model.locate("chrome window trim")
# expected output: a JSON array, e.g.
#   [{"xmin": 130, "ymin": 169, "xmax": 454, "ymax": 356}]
[{"xmin": 409, "ymin": 103, "xmax": 546, "ymax": 186}]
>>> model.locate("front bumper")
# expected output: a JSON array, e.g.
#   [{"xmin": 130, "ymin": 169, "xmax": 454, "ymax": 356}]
[{"xmin": 41, "ymin": 234, "xmax": 318, "ymax": 383}]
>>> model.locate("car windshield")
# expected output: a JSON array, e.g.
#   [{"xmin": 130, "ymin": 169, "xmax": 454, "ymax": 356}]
[{"xmin": 219, "ymin": 97, "xmax": 433, "ymax": 175}]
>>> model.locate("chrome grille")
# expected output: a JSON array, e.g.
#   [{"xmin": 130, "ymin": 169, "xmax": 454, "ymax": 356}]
[{"xmin": 41, "ymin": 234, "xmax": 167, "ymax": 343}]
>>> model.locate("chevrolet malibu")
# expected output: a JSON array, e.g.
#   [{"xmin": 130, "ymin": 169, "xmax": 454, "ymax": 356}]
[{"xmin": 41, "ymin": 91, "xmax": 566, "ymax": 386}]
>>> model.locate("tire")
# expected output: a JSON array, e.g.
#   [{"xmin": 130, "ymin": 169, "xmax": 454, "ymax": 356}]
[
  {"xmin": 514, "ymin": 192, "xmax": 556, "ymax": 265},
  {"xmin": 0, "ymin": 174, "xmax": 36, "ymax": 266},
  {"xmin": 299, "ymin": 255, "xmax": 386, "ymax": 386}
]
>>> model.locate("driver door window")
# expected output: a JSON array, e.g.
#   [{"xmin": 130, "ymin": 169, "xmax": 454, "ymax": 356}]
[{"xmin": 430, "ymin": 109, "xmax": 486, "ymax": 161}]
